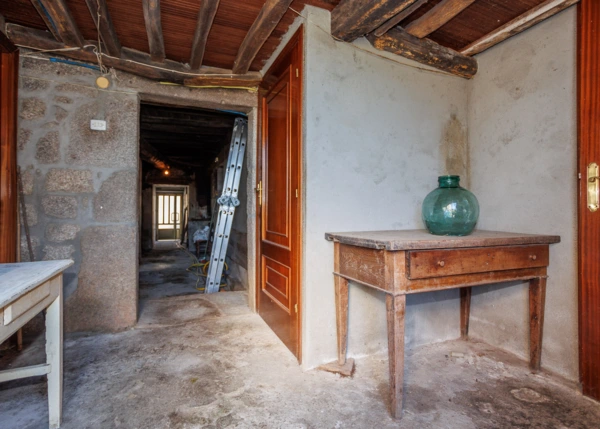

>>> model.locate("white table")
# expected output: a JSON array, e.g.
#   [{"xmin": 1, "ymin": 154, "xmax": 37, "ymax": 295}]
[{"xmin": 0, "ymin": 260, "xmax": 73, "ymax": 428}]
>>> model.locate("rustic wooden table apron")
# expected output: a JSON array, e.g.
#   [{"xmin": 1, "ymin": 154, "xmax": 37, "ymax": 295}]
[
  {"xmin": 0, "ymin": 260, "xmax": 73, "ymax": 429},
  {"xmin": 325, "ymin": 230, "xmax": 560, "ymax": 420}
]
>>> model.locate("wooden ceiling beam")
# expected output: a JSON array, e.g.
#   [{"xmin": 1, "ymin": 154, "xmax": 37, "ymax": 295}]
[
  {"xmin": 84, "ymin": 0, "xmax": 121, "ymax": 57},
  {"xmin": 7, "ymin": 24, "xmax": 262, "ymax": 87},
  {"xmin": 366, "ymin": 27, "xmax": 477, "ymax": 79},
  {"xmin": 190, "ymin": 0, "xmax": 220, "ymax": 70},
  {"xmin": 461, "ymin": 0, "xmax": 579, "ymax": 56},
  {"xmin": 331, "ymin": 0, "xmax": 419, "ymax": 42},
  {"xmin": 374, "ymin": 0, "xmax": 429, "ymax": 37},
  {"xmin": 140, "ymin": 139, "xmax": 170, "ymax": 171},
  {"xmin": 142, "ymin": 0, "xmax": 166, "ymax": 62},
  {"xmin": 404, "ymin": 0, "xmax": 477, "ymax": 38},
  {"xmin": 29, "ymin": 0, "xmax": 84, "ymax": 47},
  {"xmin": 232, "ymin": 0, "xmax": 294, "ymax": 74}
]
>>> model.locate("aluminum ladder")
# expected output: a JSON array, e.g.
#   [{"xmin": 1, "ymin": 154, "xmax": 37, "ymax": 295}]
[{"xmin": 205, "ymin": 117, "xmax": 248, "ymax": 293}]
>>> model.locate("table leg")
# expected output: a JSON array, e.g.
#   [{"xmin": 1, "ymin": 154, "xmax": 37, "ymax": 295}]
[
  {"xmin": 46, "ymin": 287, "xmax": 63, "ymax": 428},
  {"xmin": 335, "ymin": 275, "xmax": 349, "ymax": 365},
  {"xmin": 529, "ymin": 277, "xmax": 546, "ymax": 372},
  {"xmin": 386, "ymin": 294, "xmax": 406, "ymax": 419},
  {"xmin": 460, "ymin": 287, "xmax": 472, "ymax": 339}
]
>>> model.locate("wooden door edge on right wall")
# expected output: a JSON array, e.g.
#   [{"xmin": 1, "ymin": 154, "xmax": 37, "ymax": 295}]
[{"xmin": 577, "ymin": 0, "xmax": 600, "ymax": 401}]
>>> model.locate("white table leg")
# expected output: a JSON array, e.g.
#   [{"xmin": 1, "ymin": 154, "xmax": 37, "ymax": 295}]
[{"xmin": 45, "ymin": 284, "xmax": 63, "ymax": 429}]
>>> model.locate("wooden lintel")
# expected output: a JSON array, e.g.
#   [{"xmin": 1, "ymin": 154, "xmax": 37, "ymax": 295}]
[
  {"xmin": 331, "ymin": 0, "xmax": 418, "ymax": 42},
  {"xmin": 184, "ymin": 72, "xmax": 262, "ymax": 88},
  {"xmin": 142, "ymin": 0, "xmax": 166, "ymax": 62},
  {"xmin": 461, "ymin": 0, "xmax": 579, "ymax": 56},
  {"xmin": 405, "ymin": 0, "xmax": 477, "ymax": 39},
  {"xmin": 366, "ymin": 27, "xmax": 478, "ymax": 79},
  {"xmin": 374, "ymin": 0, "xmax": 430, "ymax": 37},
  {"xmin": 84, "ymin": 0, "xmax": 121, "ymax": 57},
  {"xmin": 30, "ymin": 0, "xmax": 84, "ymax": 47},
  {"xmin": 232, "ymin": 0, "xmax": 294, "ymax": 74},
  {"xmin": 7, "ymin": 24, "xmax": 262, "ymax": 87},
  {"xmin": 190, "ymin": 0, "xmax": 220, "ymax": 70}
]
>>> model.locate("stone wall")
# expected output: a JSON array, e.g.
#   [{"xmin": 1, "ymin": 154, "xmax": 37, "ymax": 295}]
[{"xmin": 17, "ymin": 53, "xmax": 257, "ymax": 332}]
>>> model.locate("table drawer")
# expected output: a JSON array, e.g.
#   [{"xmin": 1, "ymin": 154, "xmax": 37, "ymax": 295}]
[
  {"xmin": 3, "ymin": 282, "xmax": 51, "ymax": 325},
  {"xmin": 407, "ymin": 245, "xmax": 549, "ymax": 280}
]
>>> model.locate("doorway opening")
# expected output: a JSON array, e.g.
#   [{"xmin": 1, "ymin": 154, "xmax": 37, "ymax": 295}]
[{"xmin": 138, "ymin": 103, "xmax": 250, "ymax": 305}]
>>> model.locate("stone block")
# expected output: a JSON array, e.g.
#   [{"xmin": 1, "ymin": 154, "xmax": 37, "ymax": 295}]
[
  {"xmin": 21, "ymin": 57, "xmax": 95, "ymax": 77},
  {"xmin": 65, "ymin": 225, "xmax": 137, "ymax": 332},
  {"xmin": 45, "ymin": 169, "xmax": 93, "ymax": 193},
  {"xmin": 36, "ymin": 131, "xmax": 60, "ymax": 164},
  {"xmin": 94, "ymin": 171, "xmax": 137, "ymax": 222},
  {"xmin": 20, "ymin": 235, "xmax": 40, "ymax": 262},
  {"xmin": 20, "ymin": 168, "xmax": 34, "ymax": 195},
  {"xmin": 67, "ymin": 96, "xmax": 138, "ymax": 167},
  {"xmin": 42, "ymin": 195, "xmax": 78, "ymax": 219},
  {"xmin": 55, "ymin": 106, "xmax": 69, "ymax": 122},
  {"xmin": 46, "ymin": 223, "xmax": 80, "ymax": 242},
  {"xmin": 42, "ymin": 245, "xmax": 75, "ymax": 261},
  {"xmin": 24, "ymin": 203, "xmax": 37, "ymax": 226},
  {"xmin": 20, "ymin": 76, "xmax": 50, "ymax": 92},
  {"xmin": 54, "ymin": 96, "xmax": 73, "ymax": 104},
  {"xmin": 18, "ymin": 129, "xmax": 32, "ymax": 151},
  {"xmin": 55, "ymin": 82, "xmax": 98, "ymax": 98},
  {"xmin": 20, "ymin": 98, "xmax": 46, "ymax": 120}
]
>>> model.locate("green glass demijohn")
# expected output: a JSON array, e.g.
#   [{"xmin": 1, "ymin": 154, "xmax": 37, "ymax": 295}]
[{"xmin": 422, "ymin": 175, "xmax": 480, "ymax": 236}]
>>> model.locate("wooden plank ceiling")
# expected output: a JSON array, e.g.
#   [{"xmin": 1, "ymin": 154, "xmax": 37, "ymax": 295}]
[{"xmin": 0, "ymin": 0, "xmax": 577, "ymax": 83}]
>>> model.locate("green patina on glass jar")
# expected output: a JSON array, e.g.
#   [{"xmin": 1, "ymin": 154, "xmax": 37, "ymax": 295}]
[{"xmin": 422, "ymin": 175, "xmax": 480, "ymax": 236}]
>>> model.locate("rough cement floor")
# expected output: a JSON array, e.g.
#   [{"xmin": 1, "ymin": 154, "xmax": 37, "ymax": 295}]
[
  {"xmin": 1, "ymin": 289, "xmax": 599, "ymax": 429},
  {"xmin": 140, "ymin": 249, "xmax": 243, "ymax": 300}
]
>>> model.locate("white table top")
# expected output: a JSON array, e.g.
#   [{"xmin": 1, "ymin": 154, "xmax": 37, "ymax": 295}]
[{"xmin": 0, "ymin": 260, "xmax": 73, "ymax": 308}]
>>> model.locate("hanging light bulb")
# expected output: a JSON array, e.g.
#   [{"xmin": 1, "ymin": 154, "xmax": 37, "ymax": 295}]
[{"xmin": 164, "ymin": 169, "xmax": 170, "ymax": 176}]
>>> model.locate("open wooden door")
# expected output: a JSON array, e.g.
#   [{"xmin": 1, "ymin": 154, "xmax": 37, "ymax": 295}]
[
  {"xmin": 578, "ymin": 0, "xmax": 600, "ymax": 401},
  {"xmin": 257, "ymin": 28, "xmax": 303, "ymax": 361},
  {"xmin": 0, "ymin": 31, "xmax": 19, "ymax": 263}
]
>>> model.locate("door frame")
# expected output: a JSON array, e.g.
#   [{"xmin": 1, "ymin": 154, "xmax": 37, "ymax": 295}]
[
  {"xmin": 577, "ymin": 0, "xmax": 600, "ymax": 400},
  {"xmin": 152, "ymin": 184, "xmax": 189, "ymax": 246},
  {"xmin": 256, "ymin": 26, "xmax": 304, "ymax": 362},
  {"xmin": 0, "ymin": 31, "xmax": 18, "ymax": 264}
]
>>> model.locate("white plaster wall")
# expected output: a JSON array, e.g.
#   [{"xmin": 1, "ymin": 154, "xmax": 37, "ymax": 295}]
[
  {"xmin": 301, "ymin": 7, "xmax": 470, "ymax": 369},
  {"xmin": 467, "ymin": 8, "xmax": 578, "ymax": 380}
]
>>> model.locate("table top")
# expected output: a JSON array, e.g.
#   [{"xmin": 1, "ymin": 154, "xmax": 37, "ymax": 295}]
[
  {"xmin": 325, "ymin": 230, "xmax": 560, "ymax": 251},
  {"xmin": 0, "ymin": 260, "xmax": 73, "ymax": 308}
]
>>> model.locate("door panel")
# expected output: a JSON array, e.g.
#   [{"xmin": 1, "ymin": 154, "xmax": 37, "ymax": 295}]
[
  {"xmin": 258, "ymin": 28, "xmax": 303, "ymax": 361},
  {"xmin": 578, "ymin": 0, "xmax": 600, "ymax": 400},
  {"xmin": 265, "ymin": 76, "xmax": 291, "ymax": 247}
]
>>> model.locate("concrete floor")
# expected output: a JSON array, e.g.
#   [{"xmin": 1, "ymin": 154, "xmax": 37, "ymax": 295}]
[
  {"xmin": 140, "ymin": 248, "xmax": 244, "ymax": 300},
  {"xmin": 1, "ymin": 252, "xmax": 599, "ymax": 428}
]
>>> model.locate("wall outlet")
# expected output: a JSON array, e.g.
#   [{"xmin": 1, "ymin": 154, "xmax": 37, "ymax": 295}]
[{"xmin": 90, "ymin": 120, "xmax": 107, "ymax": 131}]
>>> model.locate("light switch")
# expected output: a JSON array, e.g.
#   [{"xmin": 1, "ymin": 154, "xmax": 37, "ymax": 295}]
[{"xmin": 90, "ymin": 120, "xmax": 107, "ymax": 131}]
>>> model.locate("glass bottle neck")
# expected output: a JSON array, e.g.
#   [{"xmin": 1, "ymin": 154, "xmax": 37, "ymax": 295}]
[{"xmin": 438, "ymin": 175, "xmax": 460, "ymax": 188}]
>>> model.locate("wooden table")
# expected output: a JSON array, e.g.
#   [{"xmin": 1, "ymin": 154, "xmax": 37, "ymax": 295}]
[
  {"xmin": 325, "ymin": 230, "xmax": 560, "ymax": 419},
  {"xmin": 0, "ymin": 260, "xmax": 73, "ymax": 429}
]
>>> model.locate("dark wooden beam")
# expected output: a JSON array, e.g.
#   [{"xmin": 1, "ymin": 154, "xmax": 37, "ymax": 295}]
[
  {"xmin": 0, "ymin": 24, "xmax": 17, "ymax": 53},
  {"xmin": 29, "ymin": 0, "xmax": 84, "ymax": 47},
  {"xmin": 141, "ymin": 124, "xmax": 232, "ymax": 134},
  {"xmin": 84, "ymin": 0, "xmax": 121, "ymax": 57},
  {"xmin": 461, "ymin": 0, "xmax": 579, "ymax": 56},
  {"xmin": 405, "ymin": 0, "xmax": 477, "ymax": 38},
  {"xmin": 140, "ymin": 140, "xmax": 170, "ymax": 171},
  {"xmin": 374, "ymin": 0, "xmax": 429, "ymax": 37},
  {"xmin": 142, "ymin": 0, "xmax": 166, "ymax": 62},
  {"xmin": 190, "ymin": 0, "xmax": 220, "ymax": 70},
  {"xmin": 366, "ymin": 27, "xmax": 477, "ymax": 78},
  {"xmin": 7, "ymin": 24, "xmax": 262, "ymax": 87},
  {"xmin": 232, "ymin": 0, "xmax": 294, "ymax": 74},
  {"xmin": 331, "ymin": 0, "xmax": 418, "ymax": 42}
]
